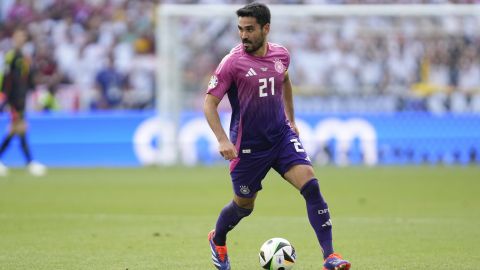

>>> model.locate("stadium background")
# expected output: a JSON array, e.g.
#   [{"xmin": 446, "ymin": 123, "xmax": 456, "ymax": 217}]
[
  {"xmin": 0, "ymin": 1, "xmax": 479, "ymax": 269},
  {"xmin": 1, "ymin": 0, "xmax": 479, "ymax": 167}
]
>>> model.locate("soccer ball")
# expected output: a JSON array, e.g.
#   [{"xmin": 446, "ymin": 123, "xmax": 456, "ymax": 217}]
[{"xmin": 259, "ymin": 238, "xmax": 296, "ymax": 270}]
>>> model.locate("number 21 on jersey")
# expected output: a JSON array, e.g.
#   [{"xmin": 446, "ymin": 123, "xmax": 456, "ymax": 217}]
[{"xmin": 259, "ymin": 77, "xmax": 275, "ymax": 97}]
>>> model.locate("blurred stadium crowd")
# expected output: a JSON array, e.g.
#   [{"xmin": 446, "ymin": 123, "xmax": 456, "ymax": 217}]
[
  {"xmin": 178, "ymin": 3, "xmax": 480, "ymax": 114},
  {"xmin": 1, "ymin": 0, "xmax": 157, "ymax": 110},
  {"xmin": 1, "ymin": 0, "xmax": 480, "ymax": 113}
]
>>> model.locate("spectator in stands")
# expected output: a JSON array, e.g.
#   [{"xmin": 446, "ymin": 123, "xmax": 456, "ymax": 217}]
[
  {"xmin": 94, "ymin": 54, "xmax": 127, "ymax": 109},
  {"xmin": 32, "ymin": 42, "xmax": 65, "ymax": 111},
  {"xmin": 1, "ymin": 0, "xmax": 480, "ymax": 113}
]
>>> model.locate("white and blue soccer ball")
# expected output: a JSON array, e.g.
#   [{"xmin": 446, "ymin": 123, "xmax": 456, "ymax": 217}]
[{"xmin": 259, "ymin": 237, "xmax": 296, "ymax": 270}]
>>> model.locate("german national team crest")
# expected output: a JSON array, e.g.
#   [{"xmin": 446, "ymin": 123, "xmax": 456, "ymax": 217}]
[
  {"xmin": 239, "ymin": 185, "xmax": 250, "ymax": 195},
  {"xmin": 208, "ymin": 75, "xmax": 218, "ymax": 89},
  {"xmin": 273, "ymin": 59, "xmax": 285, "ymax": 73}
]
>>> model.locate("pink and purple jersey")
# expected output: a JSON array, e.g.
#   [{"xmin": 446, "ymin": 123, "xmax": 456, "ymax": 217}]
[{"xmin": 207, "ymin": 42, "xmax": 291, "ymax": 151}]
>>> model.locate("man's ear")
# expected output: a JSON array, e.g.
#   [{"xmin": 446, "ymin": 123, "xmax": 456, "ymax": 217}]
[{"xmin": 263, "ymin": 23, "xmax": 270, "ymax": 34}]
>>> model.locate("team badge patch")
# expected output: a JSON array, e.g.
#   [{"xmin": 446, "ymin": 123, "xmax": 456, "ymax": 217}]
[
  {"xmin": 208, "ymin": 75, "xmax": 218, "ymax": 89},
  {"xmin": 239, "ymin": 185, "xmax": 250, "ymax": 195},
  {"xmin": 274, "ymin": 59, "xmax": 285, "ymax": 73}
]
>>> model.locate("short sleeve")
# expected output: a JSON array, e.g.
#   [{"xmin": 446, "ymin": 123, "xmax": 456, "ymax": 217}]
[
  {"xmin": 284, "ymin": 47, "xmax": 291, "ymax": 71},
  {"xmin": 206, "ymin": 53, "xmax": 234, "ymax": 100}
]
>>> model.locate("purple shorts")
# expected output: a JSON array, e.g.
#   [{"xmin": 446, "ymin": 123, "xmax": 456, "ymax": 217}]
[{"xmin": 229, "ymin": 129, "xmax": 312, "ymax": 198}]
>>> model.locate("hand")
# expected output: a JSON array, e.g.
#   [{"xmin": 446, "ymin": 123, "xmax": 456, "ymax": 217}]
[
  {"xmin": 290, "ymin": 122, "xmax": 300, "ymax": 136},
  {"xmin": 218, "ymin": 139, "xmax": 238, "ymax": 161}
]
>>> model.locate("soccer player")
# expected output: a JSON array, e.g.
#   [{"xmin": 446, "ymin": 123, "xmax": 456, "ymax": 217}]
[
  {"xmin": 0, "ymin": 29, "xmax": 46, "ymax": 177},
  {"xmin": 204, "ymin": 3, "xmax": 350, "ymax": 270}
]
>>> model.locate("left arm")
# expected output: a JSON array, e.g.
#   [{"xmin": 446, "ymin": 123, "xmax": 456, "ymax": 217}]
[{"xmin": 282, "ymin": 71, "xmax": 299, "ymax": 135}]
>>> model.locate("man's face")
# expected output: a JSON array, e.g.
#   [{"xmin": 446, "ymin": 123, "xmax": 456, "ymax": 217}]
[
  {"xmin": 238, "ymin": 16, "xmax": 269, "ymax": 54},
  {"xmin": 13, "ymin": 30, "xmax": 27, "ymax": 49}
]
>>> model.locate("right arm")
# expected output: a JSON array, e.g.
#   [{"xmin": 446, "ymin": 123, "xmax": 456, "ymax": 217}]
[{"xmin": 204, "ymin": 94, "xmax": 237, "ymax": 160}]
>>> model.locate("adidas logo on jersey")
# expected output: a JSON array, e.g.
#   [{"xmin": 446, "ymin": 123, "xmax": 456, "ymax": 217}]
[{"xmin": 245, "ymin": 68, "xmax": 257, "ymax": 77}]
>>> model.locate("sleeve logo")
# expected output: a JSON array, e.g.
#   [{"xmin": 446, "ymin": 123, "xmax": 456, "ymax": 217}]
[{"xmin": 208, "ymin": 75, "xmax": 218, "ymax": 89}]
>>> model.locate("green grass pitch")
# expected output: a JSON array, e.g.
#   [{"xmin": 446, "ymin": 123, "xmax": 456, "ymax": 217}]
[{"xmin": 1, "ymin": 166, "xmax": 479, "ymax": 269}]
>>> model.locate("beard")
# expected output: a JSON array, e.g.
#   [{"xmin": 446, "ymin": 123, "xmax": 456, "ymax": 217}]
[{"xmin": 243, "ymin": 34, "xmax": 265, "ymax": 54}]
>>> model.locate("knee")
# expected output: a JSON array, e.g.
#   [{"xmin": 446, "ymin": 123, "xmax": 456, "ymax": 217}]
[
  {"xmin": 304, "ymin": 166, "xmax": 315, "ymax": 179},
  {"xmin": 234, "ymin": 194, "xmax": 256, "ymax": 210},
  {"xmin": 234, "ymin": 199, "xmax": 254, "ymax": 210},
  {"xmin": 12, "ymin": 121, "xmax": 26, "ymax": 134}
]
